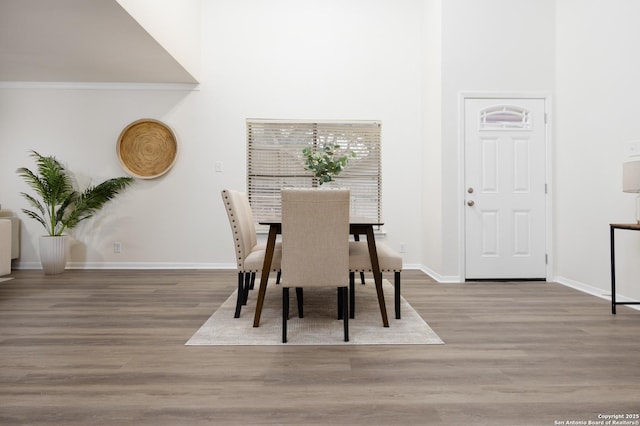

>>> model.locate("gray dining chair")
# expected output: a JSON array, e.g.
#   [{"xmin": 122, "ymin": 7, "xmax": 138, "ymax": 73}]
[
  {"xmin": 349, "ymin": 241, "xmax": 403, "ymax": 319},
  {"xmin": 221, "ymin": 189, "xmax": 281, "ymax": 318},
  {"xmin": 280, "ymin": 188, "xmax": 350, "ymax": 343}
]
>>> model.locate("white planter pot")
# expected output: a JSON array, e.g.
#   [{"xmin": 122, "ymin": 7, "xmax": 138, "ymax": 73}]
[{"xmin": 39, "ymin": 235, "xmax": 69, "ymax": 275}]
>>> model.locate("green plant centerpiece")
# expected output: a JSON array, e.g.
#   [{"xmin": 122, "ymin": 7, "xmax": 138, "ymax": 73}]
[
  {"xmin": 17, "ymin": 150, "xmax": 133, "ymax": 274},
  {"xmin": 302, "ymin": 143, "xmax": 356, "ymax": 185}
]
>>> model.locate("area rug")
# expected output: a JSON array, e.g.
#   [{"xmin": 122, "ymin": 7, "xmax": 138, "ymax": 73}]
[
  {"xmin": 186, "ymin": 279, "xmax": 444, "ymax": 346},
  {"xmin": 0, "ymin": 277, "xmax": 13, "ymax": 283}
]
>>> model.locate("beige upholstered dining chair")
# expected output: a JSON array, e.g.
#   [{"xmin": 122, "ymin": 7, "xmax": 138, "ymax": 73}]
[
  {"xmin": 349, "ymin": 241, "xmax": 403, "ymax": 319},
  {"xmin": 221, "ymin": 189, "xmax": 281, "ymax": 318},
  {"xmin": 280, "ymin": 188, "xmax": 350, "ymax": 343}
]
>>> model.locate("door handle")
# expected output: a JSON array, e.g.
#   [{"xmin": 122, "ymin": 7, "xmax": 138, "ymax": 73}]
[{"xmin": 467, "ymin": 200, "xmax": 475, "ymax": 207}]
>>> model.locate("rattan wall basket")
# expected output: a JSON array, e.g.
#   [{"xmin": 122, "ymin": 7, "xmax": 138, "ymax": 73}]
[{"xmin": 117, "ymin": 119, "xmax": 178, "ymax": 179}]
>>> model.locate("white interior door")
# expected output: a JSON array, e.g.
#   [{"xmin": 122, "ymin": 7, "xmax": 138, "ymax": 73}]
[{"xmin": 464, "ymin": 98, "xmax": 547, "ymax": 280}]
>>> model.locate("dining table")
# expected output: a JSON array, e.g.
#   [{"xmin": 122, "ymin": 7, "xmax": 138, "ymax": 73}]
[{"xmin": 252, "ymin": 217, "xmax": 389, "ymax": 328}]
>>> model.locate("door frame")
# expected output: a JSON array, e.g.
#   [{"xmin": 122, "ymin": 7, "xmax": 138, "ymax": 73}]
[{"xmin": 458, "ymin": 91, "xmax": 554, "ymax": 281}]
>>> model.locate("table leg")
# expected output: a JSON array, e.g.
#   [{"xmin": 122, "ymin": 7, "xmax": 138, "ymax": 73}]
[
  {"xmin": 353, "ymin": 234, "xmax": 366, "ymax": 284},
  {"xmin": 253, "ymin": 225, "xmax": 278, "ymax": 327},
  {"xmin": 610, "ymin": 226, "xmax": 616, "ymax": 315},
  {"xmin": 366, "ymin": 226, "xmax": 389, "ymax": 327}
]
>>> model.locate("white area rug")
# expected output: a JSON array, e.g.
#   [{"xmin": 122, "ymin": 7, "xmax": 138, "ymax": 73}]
[
  {"xmin": 186, "ymin": 279, "xmax": 443, "ymax": 346},
  {"xmin": 0, "ymin": 277, "xmax": 14, "ymax": 283}
]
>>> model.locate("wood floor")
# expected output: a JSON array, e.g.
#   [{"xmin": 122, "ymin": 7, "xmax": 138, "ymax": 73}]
[{"xmin": 1, "ymin": 269, "xmax": 639, "ymax": 426}]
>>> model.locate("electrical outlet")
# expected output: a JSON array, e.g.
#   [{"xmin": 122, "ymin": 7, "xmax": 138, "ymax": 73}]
[
  {"xmin": 113, "ymin": 242, "xmax": 122, "ymax": 253},
  {"xmin": 399, "ymin": 243, "xmax": 406, "ymax": 253}
]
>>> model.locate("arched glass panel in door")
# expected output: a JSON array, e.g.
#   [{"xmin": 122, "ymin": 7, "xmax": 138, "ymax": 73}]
[{"xmin": 480, "ymin": 105, "xmax": 531, "ymax": 130}]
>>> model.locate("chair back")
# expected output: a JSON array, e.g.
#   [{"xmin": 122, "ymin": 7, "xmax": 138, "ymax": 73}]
[
  {"xmin": 221, "ymin": 189, "xmax": 258, "ymax": 269},
  {"xmin": 281, "ymin": 188, "xmax": 350, "ymax": 288}
]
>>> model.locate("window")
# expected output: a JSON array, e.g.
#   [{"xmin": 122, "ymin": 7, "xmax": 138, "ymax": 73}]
[
  {"xmin": 246, "ymin": 119, "xmax": 382, "ymax": 224},
  {"xmin": 480, "ymin": 105, "xmax": 531, "ymax": 130}
]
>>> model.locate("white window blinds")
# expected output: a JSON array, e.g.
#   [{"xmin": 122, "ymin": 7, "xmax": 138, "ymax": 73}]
[{"xmin": 246, "ymin": 119, "xmax": 382, "ymax": 223}]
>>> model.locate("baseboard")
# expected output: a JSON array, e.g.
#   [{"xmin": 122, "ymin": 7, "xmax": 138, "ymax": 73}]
[
  {"xmin": 418, "ymin": 268, "xmax": 640, "ymax": 311},
  {"xmin": 13, "ymin": 261, "xmax": 237, "ymax": 270},
  {"xmin": 554, "ymin": 275, "xmax": 640, "ymax": 312},
  {"xmin": 14, "ymin": 261, "xmax": 436, "ymax": 276},
  {"xmin": 417, "ymin": 265, "xmax": 462, "ymax": 283}
]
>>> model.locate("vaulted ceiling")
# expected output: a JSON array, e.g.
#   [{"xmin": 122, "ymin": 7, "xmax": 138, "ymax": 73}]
[{"xmin": 0, "ymin": 0, "xmax": 197, "ymax": 83}]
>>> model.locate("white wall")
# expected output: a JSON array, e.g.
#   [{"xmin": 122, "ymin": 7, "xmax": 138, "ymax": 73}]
[
  {"xmin": 0, "ymin": 0, "xmax": 426, "ymax": 269},
  {"xmin": 438, "ymin": 0, "xmax": 556, "ymax": 278},
  {"xmin": 555, "ymin": 0, "xmax": 640, "ymax": 302},
  {"xmin": 0, "ymin": 87, "xmax": 210, "ymax": 267},
  {"xmin": 421, "ymin": 0, "xmax": 444, "ymax": 277}
]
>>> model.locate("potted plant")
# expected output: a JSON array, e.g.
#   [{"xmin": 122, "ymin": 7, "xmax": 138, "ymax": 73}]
[
  {"xmin": 17, "ymin": 150, "xmax": 133, "ymax": 274},
  {"xmin": 302, "ymin": 143, "xmax": 356, "ymax": 185}
]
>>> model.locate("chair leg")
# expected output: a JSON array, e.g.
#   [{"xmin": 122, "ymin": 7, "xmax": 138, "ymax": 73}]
[
  {"xmin": 341, "ymin": 286, "xmax": 349, "ymax": 342},
  {"xmin": 295, "ymin": 288, "xmax": 304, "ymax": 318},
  {"xmin": 276, "ymin": 271, "xmax": 282, "ymax": 284},
  {"xmin": 249, "ymin": 272, "xmax": 256, "ymax": 290},
  {"xmin": 282, "ymin": 287, "xmax": 289, "ymax": 343},
  {"xmin": 234, "ymin": 272, "xmax": 244, "ymax": 318},
  {"xmin": 242, "ymin": 273, "xmax": 251, "ymax": 305},
  {"xmin": 395, "ymin": 271, "xmax": 401, "ymax": 319},
  {"xmin": 349, "ymin": 272, "xmax": 355, "ymax": 319}
]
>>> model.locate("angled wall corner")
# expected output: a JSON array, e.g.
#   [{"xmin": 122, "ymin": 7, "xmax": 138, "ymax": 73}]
[
  {"xmin": 116, "ymin": 0, "xmax": 201, "ymax": 83},
  {"xmin": 0, "ymin": 0, "xmax": 199, "ymax": 84}
]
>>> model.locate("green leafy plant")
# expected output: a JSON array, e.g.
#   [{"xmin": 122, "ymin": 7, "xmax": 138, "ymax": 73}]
[
  {"xmin": 302, "ymin": 143, "xmax": 356, "ymax": 185},
  {"xmin": 17, "ymin": 150, "xmax": 134, "ymax": 236}
]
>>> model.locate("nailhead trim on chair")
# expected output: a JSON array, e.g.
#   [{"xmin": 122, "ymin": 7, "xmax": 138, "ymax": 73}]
[{"xmin": 222, "ymin": 189, "xmax": 281, "ymax": 318}]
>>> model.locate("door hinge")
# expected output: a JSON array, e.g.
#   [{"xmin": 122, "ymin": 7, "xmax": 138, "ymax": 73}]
[
  {"xmin": 544, "ymin": 113, "xmax": 548, "ymax": 124},
  {"xmin": 545, "ymin": 254, "xmax": 548, "ymax": 265},
  {"xmin": 545, "ymin": 183, "xmax": 548, "ymax": 194}
]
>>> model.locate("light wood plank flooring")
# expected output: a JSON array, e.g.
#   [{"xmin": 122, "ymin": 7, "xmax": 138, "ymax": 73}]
[{"xmin": 1, "ymin": 269, "xmax": 639, "ymax": 426}]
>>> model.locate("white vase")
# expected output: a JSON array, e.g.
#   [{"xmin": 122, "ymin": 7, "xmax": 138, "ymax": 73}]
[{"xmin": 39, "ymin": 235, "xmax": 69, "ymax": 275}]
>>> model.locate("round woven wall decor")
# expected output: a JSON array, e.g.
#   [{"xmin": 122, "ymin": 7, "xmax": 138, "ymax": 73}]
[{"xmin": 117, "ymin": 119, "xmax": 178, "ymax": 179}]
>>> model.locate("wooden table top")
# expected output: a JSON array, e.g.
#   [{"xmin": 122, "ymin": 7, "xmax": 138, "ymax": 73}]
[{"xmin": 610, "ymin": 223, "xmax": 640, "ymax": 230}]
